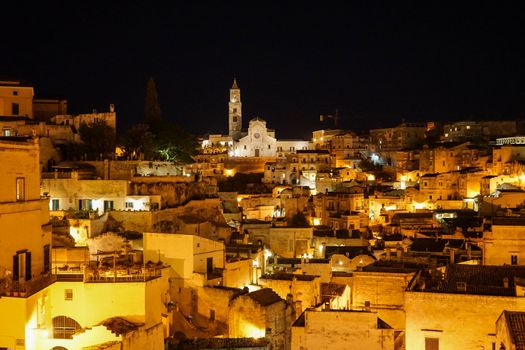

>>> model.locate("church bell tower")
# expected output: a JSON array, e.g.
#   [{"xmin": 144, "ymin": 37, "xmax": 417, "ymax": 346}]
[{"xmin": 229, "ymin": 78, "xmax": 242, "ymax": 140}]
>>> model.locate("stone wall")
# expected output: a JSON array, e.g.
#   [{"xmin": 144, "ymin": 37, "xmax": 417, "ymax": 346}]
[
  {"xmin": 109, "ymin": 198, "xmax": 223, "ymax": 233},
  {"xmin": 229, "ymin": 296, "xmax": 291, "ymax": 350},
  {"xmin": 81, "ymin": 160, "xmax": 184, "ymax": 180},
  {"xmin": 223, "ymin": 259, "xmax": 253, "ymax": 288},
  {"xmin": 129, "ymin": 177, "xmax": 217, "ymax": 208},
  {"xmin": 352, "ymin": 271, "xmax": 415, "ymax": 330},
  {"xmin": 405, "ymin": 291, "xmax": 525, "ymax": 350},
  {"xmin": 292, "ymin": 310, "xmax": 395, "ymax": 350},
  {"xmin": 259, "ymin": 277, "xmax": 320, "ymax": 312},
  {"xmin": 269, "ymin": 227, "xmax": 313, "ymax": 258},
  {"xmin": 196, "ymin": 286, "xmax": 239, "ymax": 326}
]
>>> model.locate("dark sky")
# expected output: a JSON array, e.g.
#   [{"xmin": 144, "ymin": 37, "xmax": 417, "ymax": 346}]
[{"xmin": 2, "ymin": 2, "xmax": 524, "ymax": 139}]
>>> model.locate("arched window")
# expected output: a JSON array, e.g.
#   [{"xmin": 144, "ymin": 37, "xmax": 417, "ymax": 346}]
[{"xmin": 52, "ymin": 316, "xmax": 81, "ymax": 339}]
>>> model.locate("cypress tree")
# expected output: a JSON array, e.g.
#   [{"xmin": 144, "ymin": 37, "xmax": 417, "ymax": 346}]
[{"xmin": 144, "ymin": 77, "xmax": 162, "ymax": 124}]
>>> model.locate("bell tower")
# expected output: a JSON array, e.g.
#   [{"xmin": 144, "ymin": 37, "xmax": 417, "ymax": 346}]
[{"xmin": 229, "ymin": 78, "xmax": 242, "ymax": 140}]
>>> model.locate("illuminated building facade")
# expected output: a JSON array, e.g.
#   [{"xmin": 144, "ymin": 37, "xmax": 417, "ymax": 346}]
[
  {"xmin": 229, "ymin": 288, "xmax": 293, "ymax": 350},
  {"xmin": 0, "ymin": 80, "xmax": 34, "ymax": 118},
  {"xmin": 0, "ymin": 138, "xmax": 170, "ymax": 349},
  {"xmin": 291, "ymin": 309, "xmax": 397, "ymax": 350}
]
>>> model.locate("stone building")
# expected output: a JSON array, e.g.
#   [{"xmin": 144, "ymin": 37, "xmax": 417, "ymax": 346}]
[
  {"xmin": 320, "ymin": 282, "xmax": 351, "ymax": 310},
  {"xmin": 0, "ymin": 137, "xmax": 170, "ymax": 349},
  {"xmin": 484, "ymin": 216, "xmax": 525, "ymax": 266},
  {"xmin": 492, "ymin": 144, "xmax": 525, "ymax": 177},
  {"xmin": 419, "ymin": 142, "xmax": 489, "ymax": 174},
  {"xmin": 313, "ymin": 187, "xmax": 367, "ymax": 227},
  {"xmin": 0, "ymin": 79, "xmax": 34, "ymax": 117},
  {"xmin": 496, "ymin": 310, "xmax": 525, "ymax": 350},
  {"xmin": 229, "ymin": 288, "xmax": 293, "ymax": 350},
  {"xmin": 370, "ymin": 122, "xmax": 427, "ymax": 151},
  {"xmin": 443, "ymin": 120, "xmax": 521, "ymax": 143},
  {"xmin": 199, "ymin": 79, "xmax": 310, "ymax": 162},
  {"xmin": 42, "ymin": 174, "xmax": 161, "ymax": 214},
  {"xmin": 259, "ymin": 273, "xmax": 321, "ymax": 313},
  {"xmin": 263, "ymin": 149, "xmax": 334, "ymax": 188},
  {"xmin": 351, "ymin": 261, "xmax": 419, "ymax": 330},
  {"xmin": 329, "ymin": 131, "xmax": 370, "ymax": 164},
  {"xmin": 143, "ymin": 233, "xmax": 225, "ymax": 318},
  {"xmin": 419, "ymin": 168, "xmax": 485, "ymax": 202},
  {"xmin": 0, "ymin": 137, "xmax": 52, "ymax": 297},
  {"xmin": 405, "ymin": 264, "xmax": 525, "ymax": 350},
  {"xmin": 33, "ymin": 96, "xmax": 68, "ymax": 121},
  {"xmin": 235, "ymin": 117, "xmax": 277, "ymax": 157},
  {"xmin": 269, "ymin": 227, "xmax": 314, "ymax": 258},
  {"xmin": 272, "ymin": 257, "xmax": 332, "ymax": 283},
  {"xmin": 291, "ymin": 309, "xmax": 397, "ymax": 350},
  {"xmin": 311, "ymin": 129, "xmax": 345, "ymax": 150}
]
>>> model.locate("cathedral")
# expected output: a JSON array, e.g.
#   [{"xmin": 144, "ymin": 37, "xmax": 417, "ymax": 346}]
[{"xmin": 204, "ymin": 79, "xmax": 309, "ymax": 158}]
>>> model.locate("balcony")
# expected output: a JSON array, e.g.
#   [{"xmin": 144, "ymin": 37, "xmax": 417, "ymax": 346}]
[
  {"xmin": 0, "ymin": 273, "xmax": 56, "ymax": 298},
  {"xmin": 83, "ymin": 267, "xmax": 162, "ymax": 283}
]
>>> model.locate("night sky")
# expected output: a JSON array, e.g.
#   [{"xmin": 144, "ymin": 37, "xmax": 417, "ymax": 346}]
[{"xmin": 2, "ymin": 3, "xmax": 524, "ymax": 139}]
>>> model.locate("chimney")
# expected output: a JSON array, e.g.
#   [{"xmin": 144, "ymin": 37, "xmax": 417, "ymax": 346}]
[
  {"xmin": 503, "ymin": 277, "xmax": 509, "ymax": 289},
  {"xmin": 386, "ymin": 248, "xmax": 391, "ymax": 260},
  {"xmin": 286, "ymin": 293, "xmax": 293, "ymax": 305},
  {"xmin": 364, "ymin": 300, "xmax": 371, "ymax": 311},
  {"xmin": 396, "ymin": 248, "xmax": 402, "ymax": 258},
  {"xmin": 109, "ymin": 103, "xmax": 115, "ymax": 113},
  {"xmin": 449, "ymin": 249, "xmax": 455, "ymax": 265},
  {"xmin": 295, "ymin": 300, "xmax": 302, "ymax": 315}
]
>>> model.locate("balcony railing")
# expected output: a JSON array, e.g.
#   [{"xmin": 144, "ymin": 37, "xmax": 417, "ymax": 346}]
[
  {"xmin": 0, "ymin": 273, "xmax": 56, "ymax": 297},
  {"xmin": 82, "ymin": 266, "xmax": 163, "ymax": 283}
]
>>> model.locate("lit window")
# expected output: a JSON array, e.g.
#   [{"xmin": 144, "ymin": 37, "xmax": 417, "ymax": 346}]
[
  {"xmin": 3, "ymin": 128, "xmax": 12, "ymax": 136},
  {"xmin": 53, "ymin": 316, "xmax": 81, "ymax": 339},
  {"xmin": 16, "ymin": 177, "xmax": 25, "ymax": 201},
  {"xmin": 103, "ymin": 200, "xmax": 114, "ymax": 211}
]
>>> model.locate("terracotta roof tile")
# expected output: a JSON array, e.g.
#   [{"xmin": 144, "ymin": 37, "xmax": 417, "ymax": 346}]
[
  {"xmin": 504, "ymin": 311, "xmax": 525, "ymax": 350},
  {"xmin": 246, "ymin": 288, "xmax": 283, "ymax": 306},
  {"xmin": 429, "ymin": 265, "xmax": 525, "ymax": 296}
]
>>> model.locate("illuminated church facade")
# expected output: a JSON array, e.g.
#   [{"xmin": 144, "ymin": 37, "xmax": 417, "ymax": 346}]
[{"xmin": 202, "ymin": 79, "xmax": 310, "ymax": 158}]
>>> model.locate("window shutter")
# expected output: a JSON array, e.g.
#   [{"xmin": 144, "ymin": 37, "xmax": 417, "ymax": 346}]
[
  {"xmin": 13, "ymin": 255, "xmax": 19, "ymax": 281},
  {"xmin": 25, "ymin": 252, "xmax": 32, "ymax": 281},
  {"xmin": 44, "ymin": 245, "xmax": 50, "ymax": 273}
]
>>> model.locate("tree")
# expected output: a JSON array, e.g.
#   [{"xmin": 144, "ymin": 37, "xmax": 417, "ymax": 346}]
[
  {"xmin": 120, "ymin": 123, "xmax": 155, "ymax": 160},
  {"xmin": 144, "ymin": 77, "xmax": 162, "ymax": 124},
  {"xmin": 289, "ymin": 211, "xmax": 309, "ymax": 227},
  {"xmin": 78, "ymin": 120, "xmax": 115, "ymax": 160},
  {"xmin": 151, "ymin": 120, "xmax": 198, "ymax": 163}
]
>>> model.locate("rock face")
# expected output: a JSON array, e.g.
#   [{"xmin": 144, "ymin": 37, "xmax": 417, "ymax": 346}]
[
  {"xmin": 130, "ymin": 177, "xmax": 217, "ymax": 209},
  {"xmin": 107, "ymin": 198, "xmax": 223, "ymax": 234}
]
